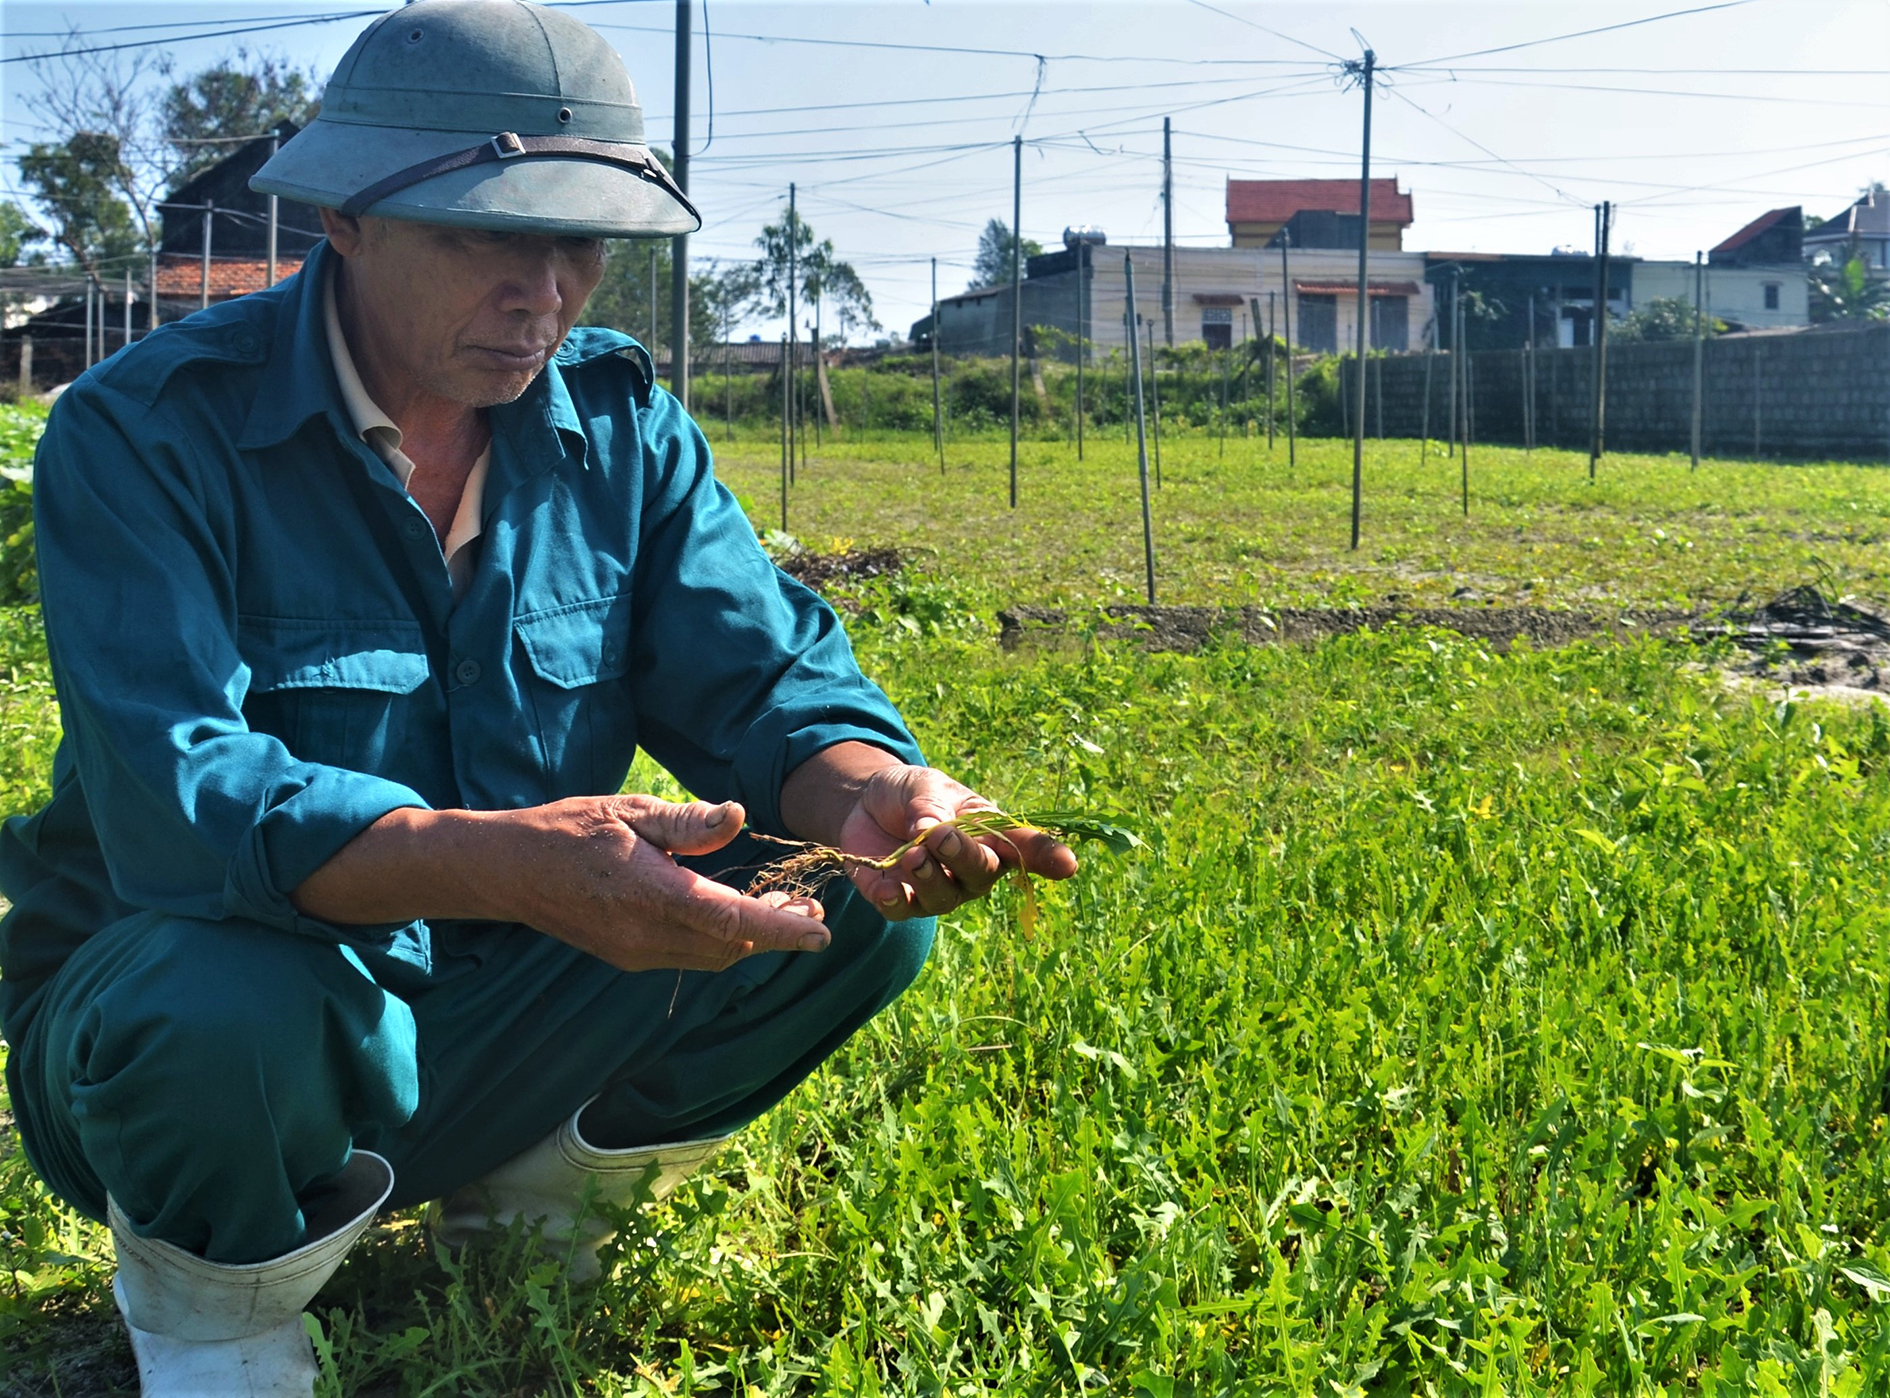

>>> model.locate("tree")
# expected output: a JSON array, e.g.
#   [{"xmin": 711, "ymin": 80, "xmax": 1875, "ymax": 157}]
[
  {"xmin": 0, "ymin": 204, "xmax": 45, "ymax": 268},
  {"xmin": 1613, "ymin": 295, "xmax": 1725, "ymax": 342},
  {"xmin": 728, "ymin": 205, "xmax": 877, "ymax": 344},
  {"xmin": 970, "ymin": 218, "xmax": 1041, "ymax": 290},
  {"xmin": 1810, "ymin": 257, "xmax": 1890, "ymax": 323},
  {"xmin": 162, "ymin": 52, "xmax": 320, "ymax": 187},
  {"xmin": 16, "ymin": 133, "xmax": 142, "ymax": 275}
]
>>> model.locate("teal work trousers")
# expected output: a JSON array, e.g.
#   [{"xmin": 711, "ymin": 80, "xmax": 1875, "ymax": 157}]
[{"xmin": 6, "ymin": 861, "xmax": 933, "ymax": 1265}]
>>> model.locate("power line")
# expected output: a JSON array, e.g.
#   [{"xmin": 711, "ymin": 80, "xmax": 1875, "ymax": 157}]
[
  {"xmin": 1176, "ymin": 0, "xmax": 1343, "ymax": 62},
  {"xmin": 3, "ymin": 11, "xmax": 381, "ymax": 65},
  {"xmin": 1393, "ymin": 1, "xmax": 1761, "ymax": 69}
]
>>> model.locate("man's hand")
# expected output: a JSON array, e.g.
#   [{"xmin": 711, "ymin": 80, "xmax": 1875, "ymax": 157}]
[
  {"xmin": 293, "ymin": 795, "xmax": 830, "ymax": 973},
  {"xmin": 784, "ymin": 748, "xmax": 1078, "ymax": 921}
]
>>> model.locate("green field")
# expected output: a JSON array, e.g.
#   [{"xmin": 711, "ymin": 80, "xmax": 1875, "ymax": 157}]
[{"xmin": 7, "ymin": 411, "xmax": 1890, "ymax": 1395}]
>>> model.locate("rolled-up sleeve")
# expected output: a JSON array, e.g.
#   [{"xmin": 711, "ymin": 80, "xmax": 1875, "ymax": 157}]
[
  {"xmin": 33, "ymin": 384, "xmax": 429, "ymax": 935},
  {"xmin": 626, "ymin": 391, "xmax": 920, "ymax": 835}
]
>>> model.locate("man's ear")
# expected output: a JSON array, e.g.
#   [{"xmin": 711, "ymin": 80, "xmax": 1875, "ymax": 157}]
[{"xmin": 319, "ymin": 206, "xmax": 366, "ymax": 256}]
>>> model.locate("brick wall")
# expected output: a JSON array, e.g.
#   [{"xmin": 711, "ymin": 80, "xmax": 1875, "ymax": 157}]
[{"xmin": 1341, "ymin": 323, "xmax": 1890, "ymax": 461}]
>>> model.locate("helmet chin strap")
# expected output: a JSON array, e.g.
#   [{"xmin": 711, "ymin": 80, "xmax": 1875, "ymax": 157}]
[{"xmin": 338, "ymin": 133, "xmax": 699, "ymax": 225}]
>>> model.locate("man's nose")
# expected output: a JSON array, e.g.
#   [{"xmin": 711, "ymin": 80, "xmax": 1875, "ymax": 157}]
[{"xmin": 497, "ymin": 253, "xmax": 563, "ymax": 317}]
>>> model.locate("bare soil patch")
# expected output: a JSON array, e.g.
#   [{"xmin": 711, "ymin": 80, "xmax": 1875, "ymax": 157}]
[{"xmin": 776, "ymin": 547, "xmax": 904, "ymax": 591}]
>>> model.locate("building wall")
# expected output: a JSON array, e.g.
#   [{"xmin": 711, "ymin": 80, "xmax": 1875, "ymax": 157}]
[
  {"xmin": 1633, "ymin": 261, "xmax": 1808, "ymax": 330},
  {"xmin": 1339, "ymin": 323, "xmax": 1890, "ymax": 460},
  {"xmin": 931, "ymin": 245, "xmax": 1435, "ymax": 359}
]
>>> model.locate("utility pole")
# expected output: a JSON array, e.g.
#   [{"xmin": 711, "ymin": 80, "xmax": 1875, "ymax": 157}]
[
  {"xmin": 1589, "ymin": 200, "xmax": 1611, "ymax": 478},
  {"xmin": 1124, "ymin": 253, "xmax": 1158, "ymax": 605},
  {"xmin": 200, "ymin": 199, "xmax": 213, "ymax": 311},
  {"xmin": 1161, "ymin": 116, "xmax": 1175, "ymax": 346},
  {"xmin": 670, "ymin": 0, "xmax": 692, "ymax": 407},
  {"xmin": 123, "ymin": 266, "xmax": 132, "ymax": 350},
  {"xmin": 649, "ymin": 245, "xmax": 659, "ymax": 366},
  {"xmin": 1701, "ymin": 249, "xmax": 1716, "ymax": 466},
  {"xmin": 1075, "ymin": 242, "xmax": 1086, "ymax": 461},
  {"xmin": 931, "ymin": 256, "xmax": 944, "ymax": 473},
  {"xmin": 149, "ymin": 242, "xmax": 160, "ymax": 333},
  {"xmin": 83, "ymin": 278, "xmax": 93, "ymax": 367},
  {"xmin": 266, "ymin": 135, "xmax": 279, "ymax": 289},
  {"xmin": 1009, "ymin": 134, "xmax": 1022, "ymax": 509},
  {"xmin": 1281, "ymin": 228, "xmax": 1296, "ymax": 468},
  {"xmin": 1347, "ymin": 47, "xmax": 1374, "ymax": 552},
  {"xmin": 787, "ymin": 182, "xmax": 798, "ymax": 484}
]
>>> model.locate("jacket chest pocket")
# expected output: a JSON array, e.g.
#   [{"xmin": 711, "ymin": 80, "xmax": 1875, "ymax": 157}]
[
  {"xmin": 239, "ymin": 617, "xmax": 431, "ymax": 774},
  {"xmin": 513, "ymin": 595, "xmax": 637, "ymax": 795}
]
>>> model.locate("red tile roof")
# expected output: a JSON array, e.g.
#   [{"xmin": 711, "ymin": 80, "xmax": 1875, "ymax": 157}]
[
  {"xmin": 1712, "ymin": 207, "xmax": 1793, "ymax": 256},
  {"xmin": 155, "ymin": 255, "xmax": 304, "ymax": 301},
  {"xmin": 1227, "ymin": 178, "xmax": 1413, "ymax": 226}
]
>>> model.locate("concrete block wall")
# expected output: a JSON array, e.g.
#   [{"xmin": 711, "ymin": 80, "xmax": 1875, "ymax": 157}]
[{"xmin": 1343, "ymin": 324, "xmax": 1890, "ymax": 461}]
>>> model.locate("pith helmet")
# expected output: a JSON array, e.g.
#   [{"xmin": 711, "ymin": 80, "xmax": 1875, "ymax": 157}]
[{"xmin": 251, "ymin": 0, "xmax": 697, "ymax": 238}]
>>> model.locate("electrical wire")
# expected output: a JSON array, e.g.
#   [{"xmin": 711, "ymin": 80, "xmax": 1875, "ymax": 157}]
[
  {"xmin": 1391, "ymin": 1, "xmax": 1761, "ymax": 69},
  {"xmin": 1177, "ymin": 0, "xmax": 1343, "ymax": 62}
]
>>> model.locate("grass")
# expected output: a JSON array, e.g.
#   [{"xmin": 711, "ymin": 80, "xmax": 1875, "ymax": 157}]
[
  {"xmin": 7, "ymin": 421, "xmax": 1890, "ymax": 1393},
  {"xmin": 713, "ymin": 431, "xmax": 1890, "ymax": 612}
]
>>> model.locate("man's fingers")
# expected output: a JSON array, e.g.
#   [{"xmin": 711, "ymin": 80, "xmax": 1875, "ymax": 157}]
[
  {"xmin": 1004, "ymin": 827, "xmax": 1080, "ymax": 881},
  {"xmin": 662, "ymin": 863, "xmax": 832, "ymax": 953},
  {"xmin": 613, "ymin": 796, "xmax": 745, "ymax": 856}
]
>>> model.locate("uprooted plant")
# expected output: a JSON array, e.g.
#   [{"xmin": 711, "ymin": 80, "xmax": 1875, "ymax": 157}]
[{"xmin": 743, "ymin": 807, "xmax": 1146, "ymax": 935}]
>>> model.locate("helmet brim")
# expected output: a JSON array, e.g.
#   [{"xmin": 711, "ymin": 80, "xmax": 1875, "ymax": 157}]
[{"xmin": 251, "ymin": 118, "xmax": 699, "ymax": 239}]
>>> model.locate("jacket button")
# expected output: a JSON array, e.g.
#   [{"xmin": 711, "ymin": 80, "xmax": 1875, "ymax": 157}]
[
  {"xmin": 403, "ymin": 518, "xmax": 428, "ymax": 540},
  {"xmin": 602, "ymin": 644, "xmax": 619, "ymax": 665},
  {"xmin": 454, "ymin": 658, "xmax": 481, "ymax": 685},
  {"xmin": 230, "ymin": 327, "xmax": 260, "ymax": 354}
]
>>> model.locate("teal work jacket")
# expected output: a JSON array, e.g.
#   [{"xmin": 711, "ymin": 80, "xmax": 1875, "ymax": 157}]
[{"xmin": 0, "ymin": 240, "xmax": 918, "ymax": 1032}]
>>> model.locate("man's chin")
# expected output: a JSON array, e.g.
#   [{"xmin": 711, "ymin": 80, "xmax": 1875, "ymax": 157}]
[{"xmin": 444, "ymin": 367, "xmax": 543, "ymax": 409}]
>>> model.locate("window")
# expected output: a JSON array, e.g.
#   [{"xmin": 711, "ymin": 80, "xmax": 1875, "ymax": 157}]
[
  {"xmin": 1763, "ymin": 282, "xmax": 1780, "ymax": 310},
  {"xmin": 1296, "ymin": 295, "xmax": 1338, "ymax": 353},
  {"xmin": 1369, "ymin": 297, "xmax": 1409, "ymax": 352},
  {"xmin": 1201, "ymin": 306, "xmax": 1233, "ymax": 350}
]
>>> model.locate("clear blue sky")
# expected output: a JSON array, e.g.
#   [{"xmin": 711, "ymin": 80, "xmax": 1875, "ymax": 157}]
[{"xmin": 5, "ymin": 0, "xmax": 1887, "ymax": 342}]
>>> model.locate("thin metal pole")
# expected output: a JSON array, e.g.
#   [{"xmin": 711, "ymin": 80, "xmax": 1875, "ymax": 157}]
[
  {"xmin": 787, "ymin": 183, "xmax": 797, "ymax": 485},
  {"xmin": 1147, "ymin": 317, "xmax": 1162, "ymax": 489},
  {"xmin": 778, "ymin": 335, "xmax": 789, "ymax": 530},
  {"xmin": 1281, "ymin": 229, "xmax": 1296, "ymax": 469},
  {"xmin": 1125, "ymin": 253, "xmax": 1157, "ymax": 605},
  {"xmin": 149, "ymin": 242, "xmax": 159, "ymax": 332},
  {"xmin": 649, "ymin": 244, "xmax": 659, "ymax": 365},
  {"xmin": 1075, "ymin": 244, "xmax": 1086, "ymax": 461},
  {"xmin": 1459, "ymin": 292, "xmax": 1469, "ymax": 516},
  {"xmin": 813, "ymin": 295, "xmax": 823, "ymax": 447},
  {"xmin": 1265, "ymin": 292, "xmax": 1277, "ymax": 450},
  {"xmin": 670, "ymin": 0, "xmax": 692, "ymax": 407},
  {"xmin": 1590, "ymin": 200, "xmax": 1611, "ymax": 478},
  {"xmin": 1009, "ymin": 134, "xmax": 1022, "ymax": 509},
  {"xmin": 1690, "ymin": 251, "xmax": 1705, "ymax": 469},
  {"xmin": 931, "ymin": 257, "xmax": 944, "ymax": 473},
  {"xmin": 1524, "ymin": 293, "xmax": 1535, "ymax": 453},
  {"xmin": 1161, "ymin": 116, "xmax": 1175, "ymax": 346},
  {"xmin": 1374, "ymin": 352, "xmax": 1383, "ymax": 441},
  {"xmin": 84, "ymin": 278, "xmax": 93, "ymax": 367},
  {"xmin": 724, "ymin": 297, "xmax": 733, "ymax": 438},
  {"xmin": 123, "ymin": 266, "xmax": 131, "ymax": 350},
  {"xmin": 266, "ymin": 135, "xmax": 279, "ymax": 289},
  {"xmin": 1420, "ymin": 313, "xmax": 1434, "ymax": 465},
  {"xmin": 1219, "ymin": 343, "xmax": 1229, "ymax": 458},
  {"xmin": 1447, "ymin": 274, "xmax": 1459, "ymax": 458},
  {"xmin": 200, "ymin": 198, "xmax": 213, "ymax": 311},
  {"xmin": 1349, "ymin": 48, "xmax": 1375, "ymax": 552}
]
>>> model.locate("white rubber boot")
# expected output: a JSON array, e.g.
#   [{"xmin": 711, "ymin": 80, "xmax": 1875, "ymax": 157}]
[
  {"xmin": 433, "ymin": 1101, "xmax": 728, "ymax": 1283},
  {"xmin": 109, "ymin": 1151, "xmax": 394, "ymax": 1397}
]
